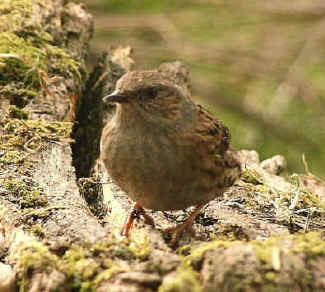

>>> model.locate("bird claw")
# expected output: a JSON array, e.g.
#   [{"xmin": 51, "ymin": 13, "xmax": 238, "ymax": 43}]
[
  {"xmin": 164, "ymin": 222, "xmax": 189, "ymax": 247},
  {"xmin": 164, "ymin": 203, "xmax": 205, "ymax": 247},
  {"xmin": 122, "ymin": 203, "xmax": 155, "ymax": 237}
]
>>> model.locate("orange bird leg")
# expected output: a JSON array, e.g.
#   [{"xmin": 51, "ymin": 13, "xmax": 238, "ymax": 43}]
[
  {"xmin": 123, "ymin": 202, "xmax": 155, "ymax": 236},
  {"xmin": 165, "ymin": 203, "xmax": 204, "ymax": 247}
]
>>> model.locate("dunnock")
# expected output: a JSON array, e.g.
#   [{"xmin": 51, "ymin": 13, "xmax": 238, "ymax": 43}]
[{"xmin": 101, "ymin": 70, "xmax": 241, "ymax": 245}]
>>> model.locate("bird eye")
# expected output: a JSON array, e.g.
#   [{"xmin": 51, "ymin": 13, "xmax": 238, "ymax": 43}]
[{"xmin": 142, "ymin": 87, "xmax": 157, "ymax": 99}]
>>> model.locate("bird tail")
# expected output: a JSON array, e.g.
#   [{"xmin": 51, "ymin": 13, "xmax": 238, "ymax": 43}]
[{"xmin": 222, "ymin": 149, "xmax": 242, "ymax": 187}]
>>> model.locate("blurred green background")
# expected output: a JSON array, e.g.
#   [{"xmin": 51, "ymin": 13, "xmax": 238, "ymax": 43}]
[{"xmin": 82, "ymin": 0, "xmax": 325, "ymax": 177}]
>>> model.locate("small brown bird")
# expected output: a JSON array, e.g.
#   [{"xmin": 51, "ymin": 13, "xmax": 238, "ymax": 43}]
[{"xmin": 101, "ymin": 69, "xmax": 240, "ymax": 245}]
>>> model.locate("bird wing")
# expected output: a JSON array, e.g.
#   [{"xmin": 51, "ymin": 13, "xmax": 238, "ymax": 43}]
[
  {"xmin": 194, "ymin": 104, "xmax": 241, "ymax": 188},
  {"xmin": 195, "ymin": 104, "xmax": 230, "ymax": 156}
]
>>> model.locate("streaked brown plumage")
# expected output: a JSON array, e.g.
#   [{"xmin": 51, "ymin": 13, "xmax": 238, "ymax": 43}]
[{"xmin": 101, "ymin": 70, "xmax": 241, "ymax": 245}]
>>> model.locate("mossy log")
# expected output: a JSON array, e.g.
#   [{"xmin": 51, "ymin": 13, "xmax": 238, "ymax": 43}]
[{"xmin": 1, "ymin": 1, "xmax": 325, "ymax": 291}]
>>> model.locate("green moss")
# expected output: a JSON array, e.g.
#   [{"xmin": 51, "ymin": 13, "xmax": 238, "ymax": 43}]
[
  {"xmin": 158, "ymin": 266, "xmax": 201, "ymax": 292},
  {"xmin": 171, "ymin": 232, "xmax": 325, "ymax": 290},
  {"xmin": 44, "ymin": 42, "xmax": 82, "ymax": 79},
  {"xmin": 93, "ymin": 237, "xmax": 151, "ymax": 261},
  {"xmin": 0, "ymin": 118, "xmax": 72, "ymax": 213},
  {"xmin": 2, "ymin": 177, "xmax": 47, "ymax": 208},
  {"xmin": 18, "ymin": 242, "xmax": 59, "ymax": 292},
  {"xmin": 0, "ymin": 118, "xmax": 73, "ymax": 166},
  {"xmin": 91, "ymin": 266, "xmax": 124, "ymax": 288},
  {"xmin": 241, "ymin": 168, "xmax": 264, "ymax": 185},
  {"xmin": 61, "ymin": 246, "xmax": 124, "ymax": 291},
  {"xmin": 14, "ymin": 232, "xmax": 325, "ymax": 291},
  {"xmin": 177, "ymin": 244, "xmax": 191, "ymax": 256},
  {"xmin": 0, "ymin": 84, "xmax": 38, "ymax": 107},
  {"xmin": 8, "ymin": 105, "xmax": 29, "ymax": 119},
  {"xmin": 29, "ymin": 224, "xmax": 44, "ymax": 237},
  {"xmin": 250, "ymin": 232, "xmax": 325, "ymax": 288},
  {"xmin": 23, "ymin": 205, "xmax": 67, "ymax": 218},
  {"xmin": 16, "ymin": 240, "xmax": 125, "ymax": 292},
  {"xmin": 128, "ymin": 234, "xmax": 151, "ymax": 260},
  {"xmin": 265, "ymin": 272, "xmax": 276, "ymax": 281},
  {"xmin": 0, "ymin": 0, "xmax": 34, "ymax": 32},
  {"xmin": 0, "ymin": 31, "xmax": 81, "ymax": 103},
  {"xmin": 183, "ymin": 240, "xmax": 236, "ymax": 269},
  {"xmin": 0, "ymin": 149, "xmax": 24, "ymax": 164},
  {"xmin": 235, "ymin": 165, "xmax": 325, "ymax": 220},
  {"xmin": 251, "ymin": 237, "xmax": 281, "ymax": 265},
  {"xmin": 249, "ymin": 232, "xmax": 325, "ymax": 269},
  {"xmin": 0, "ymin": 32, "xmax": 47, "ymax": 81},
  {"xmin": 161, "ymin": 239, "xmax": 212, "ymax": 291},
  {"xmin": 251, "ymin": 232, "xmax": 325, "ymax": 265},
  {"xmin": 289, "ymin": 175, "xmax": 325, "ymax": 211},
  {"xmin": 211, "ymin": 224, "xmax": 249, "ymax": 241},
  {"xmin": 290, "ymin": 232, "xmax": 325, "ymax": 256},
  {"xmin": 0, "ymin": 0, "xmax": 82, "ymax": 106},
  {"xmin": 63, "ymin": 246, "xmax": 101, "ymax": 290}
]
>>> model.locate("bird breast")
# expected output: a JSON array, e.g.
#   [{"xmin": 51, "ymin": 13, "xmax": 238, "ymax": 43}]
[{"xmin": 101, "ymin": 110, "xmax": 219, "ymax": 211}]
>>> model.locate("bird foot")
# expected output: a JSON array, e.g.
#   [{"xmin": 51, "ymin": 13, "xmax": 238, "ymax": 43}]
[
  {"xmin": 164, "ymin": 221, "xmax": 191, "ymax": 247},
  {"xmin": 122, "ymin": 203, "xmax": 155, "ymax": 236},
  {"xmin": 164, "ymin": 203, "xmax": 204, "ymax": 247}
]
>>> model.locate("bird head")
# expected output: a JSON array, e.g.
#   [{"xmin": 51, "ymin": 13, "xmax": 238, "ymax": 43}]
[{"xmin": 103, "ymin": 71, "xmax": 178, "ymax": 105}]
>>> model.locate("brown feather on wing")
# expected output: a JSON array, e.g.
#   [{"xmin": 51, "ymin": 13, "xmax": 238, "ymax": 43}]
[
  {"xmin": 195, "ymin": 104, "xmax": 230, "ymax": 155},
  {"xmin": 194, "ymin": 104, "xmax": 241, "ymax": 189}
]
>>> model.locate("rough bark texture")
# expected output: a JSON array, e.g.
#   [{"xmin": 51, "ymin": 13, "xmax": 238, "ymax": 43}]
[{"xmin": 0, "ymin": 1, "xmax": 325, "ymax": 292}]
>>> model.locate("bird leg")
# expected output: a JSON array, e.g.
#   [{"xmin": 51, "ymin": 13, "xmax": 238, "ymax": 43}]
[
  {"xmin": 123, "ymin": 202, "xmax": 155, "ymax": 236},
  {"xmin": 165, "ymin": 203, "xmax": 204, "ymax": 247}
]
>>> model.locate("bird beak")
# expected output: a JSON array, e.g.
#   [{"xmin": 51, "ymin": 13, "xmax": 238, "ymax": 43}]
[{"xmin": 102, "ymin": 89, "xmax": 126, "ymax": 103}]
